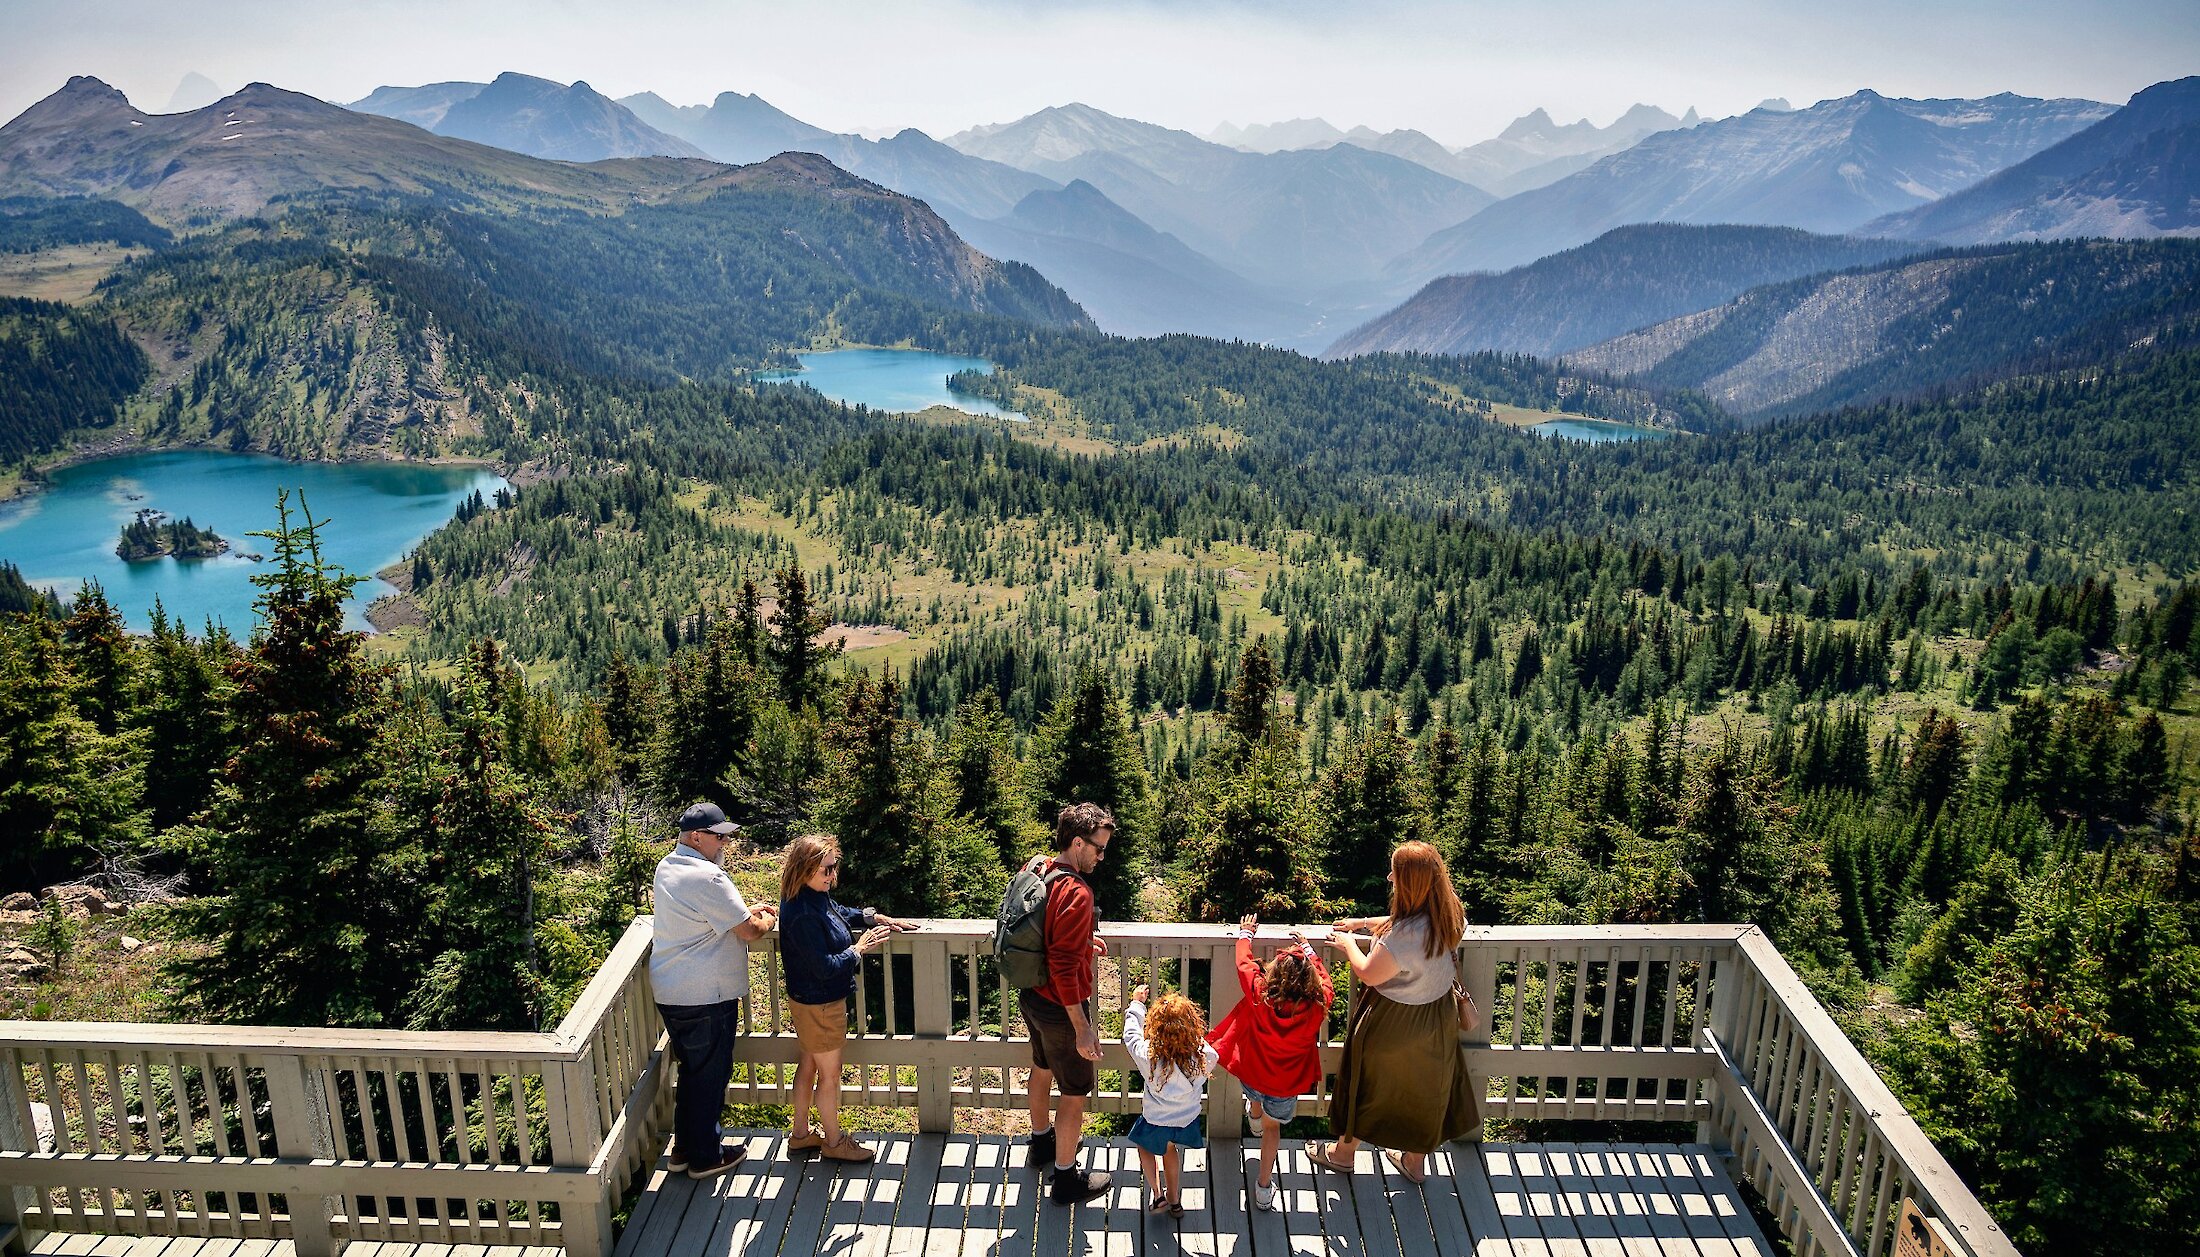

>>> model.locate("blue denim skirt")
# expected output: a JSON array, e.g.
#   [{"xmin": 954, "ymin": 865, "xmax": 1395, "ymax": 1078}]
[{"xmin": 1128, "ymin": 1113, "xmax": 1205, "ymax": 1155}]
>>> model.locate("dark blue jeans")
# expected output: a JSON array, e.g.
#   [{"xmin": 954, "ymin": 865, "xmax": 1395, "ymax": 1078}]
[{"xmin": 658, "ymin": 999, "xmax": 741, "ymax": 1165}]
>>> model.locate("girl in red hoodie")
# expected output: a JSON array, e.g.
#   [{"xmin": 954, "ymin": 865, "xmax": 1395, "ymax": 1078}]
[{"xmin": 1206, "ymin": 913, "xmax": 1335, "ymax": 1211}]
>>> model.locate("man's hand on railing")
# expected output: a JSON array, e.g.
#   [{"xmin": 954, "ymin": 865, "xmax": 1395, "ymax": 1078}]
[{"xmin": 1091, "ymin": 935, "xmax": 1109, "ymax": 956}]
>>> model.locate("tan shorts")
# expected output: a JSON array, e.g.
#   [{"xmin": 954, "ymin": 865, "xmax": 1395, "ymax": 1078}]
[{"xmin": 791, "ymin": 999, "xmax": 847, "ymax": 1053}]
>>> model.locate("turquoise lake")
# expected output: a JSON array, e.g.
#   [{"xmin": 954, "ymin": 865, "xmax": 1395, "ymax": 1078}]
[
  {"xmin": 1531, "ymin": 418, "xmax": 1676, "ymax": 443},
  {"xmin": 0, "ymin": 451, "xmax": 508, "ymax": 633},
  {"xmin": 757, "ymin": 349, "xmax": 1027, "ymax": 419}
]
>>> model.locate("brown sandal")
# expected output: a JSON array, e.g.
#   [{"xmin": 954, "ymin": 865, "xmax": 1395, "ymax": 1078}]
[
  {"xmin": 822, "ymin": 1134, "xmax": 876, "ymax": 1163},
  {"xmin": 1307, "ymin": 1140, "xmax": 1356, "ymax": 1174}
]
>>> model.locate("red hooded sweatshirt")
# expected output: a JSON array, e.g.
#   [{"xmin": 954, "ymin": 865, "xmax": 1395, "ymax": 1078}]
[{"xmin": 1206, "ymin": 932, "xmax": 1334, "ymax": 1099}]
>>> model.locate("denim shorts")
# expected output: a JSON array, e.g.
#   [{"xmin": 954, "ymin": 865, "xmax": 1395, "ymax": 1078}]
[
  {"xmin": 1128, "ymin": 1114, "xmax": 1205, "ymax": 1155},
  {"xmin": 1241, "ymin": 1084, "xmax": 1299, "ymax": 1123}
]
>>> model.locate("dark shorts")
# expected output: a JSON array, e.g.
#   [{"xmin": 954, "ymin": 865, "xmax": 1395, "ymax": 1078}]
[{"xmin": 1019, "ymin": 989, "xmax": 1095, "ymax": 1097}]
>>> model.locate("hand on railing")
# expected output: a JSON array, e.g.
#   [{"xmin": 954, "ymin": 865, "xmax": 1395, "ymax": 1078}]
[
  {"xmin": 853, "ymin": 925, "xmax": 895, "ymax": 954},
  {"xmin": 875, "ymin": 914, "xmax": 920, "ymax": 932}
]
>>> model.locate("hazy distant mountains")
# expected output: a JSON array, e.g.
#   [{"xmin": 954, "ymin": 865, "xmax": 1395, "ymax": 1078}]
[
  {"xmin": 1866, "ymin": 76, "xmax": 2200, "ymax": 245},
  {"xmin": 349, "ymin": 72, "xmax": 706, "ymax": 162},
  {"xmin": 1209, "ymin": 104, "xmax": 1697, "ymax": 197},
  {"xmin": 955, "ymin": 180, "xmax": 1306, "ymax": 339},
  {"xmin": 1326, "ymin": 224, "xmax": 1923, "ymax": 359},
  {"xmin": 1449, "ymin": 105, "xmax": 1699, "ymax": 198},
  {"xmin": 1564, "ymin": 237, "xmax": 2200, "ymax": 416},
  {"xmin": 1397, "ymin": 91, "xmax": 2114, "ymax": 282},
  {"xmin": 945, "ymin": 102, "xmax": 1491, "ymax": 294}
]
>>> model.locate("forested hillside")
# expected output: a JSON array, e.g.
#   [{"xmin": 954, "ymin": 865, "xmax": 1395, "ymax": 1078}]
[
  {"xmin": 0, "ymin": 296, "xmax": 148, "ymax": 462},
  {"xmin": 1568, "ymin": 237, "xmax": 2200, "ymax": 416}
]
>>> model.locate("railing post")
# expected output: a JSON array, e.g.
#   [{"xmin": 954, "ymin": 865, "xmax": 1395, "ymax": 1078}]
[
  {"xmin": 912, "ymin": 936, "xmax": 955, "ymax": 1133},
  {"xmin": 549, "ymin": 1053, "xmax": 611, "ymax": 1257},
  {"xmin": 1460, "ymin": 935, "xmax": 1496, "ymax": 1144},
  {"xmin": 1, "ymin": 1048, "xmax": 36, "ymax": 1253},
  {"xmin": 1701, "ymin": 936, "xmax": 1749, "ymax": 1145},
  {"xmin": 1207, "ymin": 938, "xmax": 1244, "ymax": 1141},
  {"xmin": 264, "ymin": 1055, "xmax": 341, "ymax": 1257}
]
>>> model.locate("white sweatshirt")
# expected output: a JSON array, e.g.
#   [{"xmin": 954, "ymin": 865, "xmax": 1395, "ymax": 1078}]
[{"xmin": 1122, "ymin": 999, "xmax": 1220, "ymax": 1128}]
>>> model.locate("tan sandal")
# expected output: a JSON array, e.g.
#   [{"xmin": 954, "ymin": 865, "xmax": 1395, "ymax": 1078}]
[
  {"xmin": 1383, "ymin": 1149, "xmax": 1427, "ymax": 1185},
  {"xmin": 1307, "ymin": 1139, "xmax": 1356, "ymax": 1174}
]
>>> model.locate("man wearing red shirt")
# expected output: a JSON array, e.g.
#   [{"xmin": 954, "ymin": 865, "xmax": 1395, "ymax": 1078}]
[{"xmin": 1021, "ymin": 803, "xmax": 1114, "ymax": 1205}]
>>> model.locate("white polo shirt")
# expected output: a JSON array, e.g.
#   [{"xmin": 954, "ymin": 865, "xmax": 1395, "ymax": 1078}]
[{"xmin": 648, "ymin": 844, "xmax": 753, "ymax": 1007}]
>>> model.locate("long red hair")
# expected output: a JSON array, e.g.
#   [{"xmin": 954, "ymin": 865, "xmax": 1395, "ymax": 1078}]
[{"xmin": 1382, "ymin": 841, "xmax": 1464, "ymax": 959}]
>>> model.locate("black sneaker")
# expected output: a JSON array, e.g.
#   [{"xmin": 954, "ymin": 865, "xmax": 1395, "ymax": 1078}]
[
  {"xmin": 1025, "ymin": 1126, "xmax": 1057, "ymax": 1170},
  {"xmin": 686, "ymin": 1143, "xmax": 747, "ymax": 1180},
  {"xmin": 1049, "ymin": 1164, "xmax": 1110, "ymax": 1206}
]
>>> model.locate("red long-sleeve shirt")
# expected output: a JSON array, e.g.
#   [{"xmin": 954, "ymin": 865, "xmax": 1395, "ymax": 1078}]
[
  {"xmin": 1207, "ymin": 934, "xmax": 1334, "ymax": 1099},
  {"xmin": 1033, "ymin": 860, "xmax": 1096, "ymax": 1007}
]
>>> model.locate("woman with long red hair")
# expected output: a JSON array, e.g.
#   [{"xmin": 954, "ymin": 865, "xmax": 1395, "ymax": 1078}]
[{"xmin": 1308, "ymin": 840, "xmax": 1477, "ymax": 1183}]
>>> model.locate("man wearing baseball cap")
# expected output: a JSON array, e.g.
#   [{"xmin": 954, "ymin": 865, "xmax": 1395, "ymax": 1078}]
[{"xmin": 651, "ymin": 801, "xmax": 777, "ymax": 1179}]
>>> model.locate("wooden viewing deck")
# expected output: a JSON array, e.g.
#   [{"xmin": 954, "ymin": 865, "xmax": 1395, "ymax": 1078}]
[
  {"xmin": 30, "ymin": 1135, "xmax": 1776, "ymax": 1257},
  {"xmin": 3, "ymin": 921, "xmax": 2018, "ymax": 1257}
]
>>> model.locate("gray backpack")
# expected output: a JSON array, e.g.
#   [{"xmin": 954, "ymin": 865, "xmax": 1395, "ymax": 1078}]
[{"xmin": 994, "ymin": 855, "xmax": 1079, "ymax": 990}]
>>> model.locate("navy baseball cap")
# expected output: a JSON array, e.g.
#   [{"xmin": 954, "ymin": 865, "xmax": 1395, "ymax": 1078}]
[{"xmin": 676, "ymin": 802, "xmax": 739, "ymax": 836}]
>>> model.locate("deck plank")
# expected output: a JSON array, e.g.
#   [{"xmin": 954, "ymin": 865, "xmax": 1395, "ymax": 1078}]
[
  {"xmin": 1346, "ymin": 1150, "xmax": 1403, "ymax": 1257},
  {"xmin": 1034, "ymin": 1137, "xmax": 1073, "ymax": 1257},
  {"xmin": 1310, "ymin": 1143, "xmax": 1366, "ymax": 1257},
  {"xmin": 1482, "ymin": 1147, "xmax": 1554, "ymax": 1257},
  {"xmin": 817, "ymin": 1133, "xmax": 887, "ymax": 1257},
  {"xmin": 1416, "ymin": 1147, "xmax": 1486, "ymax": 1257},
  {"xmin": 731, "ymin": 1134, "xmax": 804, "ymax": 1257},
  {"xmin": 1539, "ymin": 1146, "xmax": 1627, "ymax": 1257},
  {"xmin": 1274, "ymin": 1142, "xmax": 1325, "ymax": 1257},
  {"xmin": 1643, "ymin": 1148, "xmax": 1740, "ymax": 1257},
  {"xmin": 1515, "ymin": 1147, "xmax": 1589, "ymax": 1257},
  {"xmin": 892, "ymin": 1133, "xmax": 946, "ymax": 1257},
  {"xmin": 1205, "ymin": 1140, "xmax": 1250, "ymax": 1257},
  {"xmin": 1674, "ymin": 1147, "xmax": 1774, "ymax": 1257},
  {"xmin": 1572, "ymin": 1145, "xmax": 1665, "ymax": 1257},
  {"xmin": 685, "ymin": 1131, "xmax": 773, "ymax": 1257},
  {"xmin": 617, "ymin": 1155, "xmax": 695, "ymax": 1257},
  {"xmin": 850, "ymin": 1133, "xmax": 913, "ymax": 1257},
  {"xmin": 1607, "ymin": 1147, "xmax": 1704, "ymax": 1257},
  {"xmin": 1371, "ymin": 1145, "xmax": 1436, "ymax": 1257},
  {"xmin": 1101, "ymin": 1140, "xmax": 1141, "ymax": 1257},
  {"xmin": 927, "ymin": 1136, "xmax": 975, "ymax": 1257},
  {"xmin": 959, "ymin": 1136, "xmax": 1009, "ymax": 1257},
  {"xmin": 995, "ymin": 1139, "xmax": 1046, "ymax": 1257}
]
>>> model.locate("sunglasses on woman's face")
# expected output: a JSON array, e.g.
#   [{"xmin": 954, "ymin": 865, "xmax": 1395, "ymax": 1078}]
[{"xmin": 824, "ymin": 861, "xmax": 840, "ymax": 873}]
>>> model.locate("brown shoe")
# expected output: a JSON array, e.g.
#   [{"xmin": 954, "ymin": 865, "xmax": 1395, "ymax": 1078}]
[
  {"xmin": 787, "ymin": 1128, "xmax": 827, "ymax": 1153},
  {"xmin": 822, "ymin": 1134, "xmax": 876, "ymax": 1163}
]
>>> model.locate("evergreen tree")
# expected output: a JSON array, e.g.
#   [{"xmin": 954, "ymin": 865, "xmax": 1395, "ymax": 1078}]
[
  {"xmin": 1028, "ymin": 665, "xmax": 1153, "ymax": 919},
  {"xmin": 1177, "ymin": 739, "xmax": 1323, "ymax": 921},
  {"xmin": 942, "ymin": 689, "xmax": 1033, "ymax": 864},
  {"xmin": 61, "ymin": 583, "xmax": 135, "ymax": 736},
  {"xmin": 164, "ymin": 492, "xmax": 416, "ymax": 1025},
  {"xmin": 406, "ymin": 639, "xmax": 556, "ymax": 1032},
  {"xmin": 138, "ymin": 604, "xmax": 235, "ymax": 833},
  {"xmin": 1320, "ymin": 714, "xmax": 1418, "ymax": 911},
  {"xmin": 767, "ymin": 564, "xmax": 841, "ymax": 708}
]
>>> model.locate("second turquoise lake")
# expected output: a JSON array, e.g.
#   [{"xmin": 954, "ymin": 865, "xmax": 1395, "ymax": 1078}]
[{"xmin": 756, "ymin": 349, "xmax": 1027, "ymax": 420}]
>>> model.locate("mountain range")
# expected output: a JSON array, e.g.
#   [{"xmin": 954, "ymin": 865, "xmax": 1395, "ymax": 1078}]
[
  {"xmin": 1208, "ymin": 104, "xmax": 1699, "ymax": 198},
  {"xmin": 945, "ymin": 102, "xmax": 1491, "ymax": 296},
  {"xmin": 0, "ymin": 77, "xmax": 712, "ymax": 221},
  {"xmin": 1325, "ymin": 224, "xmax": 1925, "ymax": 360},
  {"xmin": 1396, "ymin": 91, "xmax": 2115, "ymax": 282},
  {"xmin": 349, "ymin": 72, "xmax": 706, "ymax": 162},
  {"xmin": 1866, "ymin": 75, "xmax": 2200, "ymax": 245}
]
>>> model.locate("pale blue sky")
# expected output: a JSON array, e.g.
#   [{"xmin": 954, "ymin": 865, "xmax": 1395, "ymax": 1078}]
[{"xmin": 2, "ymin": 0, "xmax": 2191, "ymax": 144}]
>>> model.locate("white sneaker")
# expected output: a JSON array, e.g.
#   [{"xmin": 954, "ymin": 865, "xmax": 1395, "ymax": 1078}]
[{"xmin": 1252, "ymin": 1179, "xmax": 1278, "ymax": 1211}]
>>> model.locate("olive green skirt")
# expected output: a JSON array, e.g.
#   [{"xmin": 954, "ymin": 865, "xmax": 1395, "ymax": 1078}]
[{"xmin": 1330, "ymin": 986, "xmax": 1480, "ymax": 1153}]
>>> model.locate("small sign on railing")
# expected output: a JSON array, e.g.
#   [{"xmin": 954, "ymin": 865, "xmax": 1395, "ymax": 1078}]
[{"xmin": 1895, "ymin": 1199, "xmax": 1959, "ymax": 1257}]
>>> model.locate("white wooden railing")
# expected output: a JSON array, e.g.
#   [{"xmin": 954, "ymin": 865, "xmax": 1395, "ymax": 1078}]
[{"xmin": 1, "ymin": 919, "xmax": 2018, "ymax": 1257}]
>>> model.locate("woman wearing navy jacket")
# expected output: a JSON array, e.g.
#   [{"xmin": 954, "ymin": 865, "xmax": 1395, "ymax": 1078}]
[{"xmin": 777, "ymin": 833, "xmax": 916, "ymax": 1162}]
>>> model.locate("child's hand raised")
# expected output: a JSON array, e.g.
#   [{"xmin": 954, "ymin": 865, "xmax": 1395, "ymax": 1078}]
[
  {"xmin": 1132, "ymin": 983, "xmax": 1150, "ymax": 1004},
  {"xmin": 1238, "ymin": 913, "xmax": 1258, "ymax": 933}
]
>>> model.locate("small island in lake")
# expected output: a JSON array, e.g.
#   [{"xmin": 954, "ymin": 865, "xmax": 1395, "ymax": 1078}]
[{"xmin": 115, "ymin": 509, "xmax": 229, "ymax": 561}]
